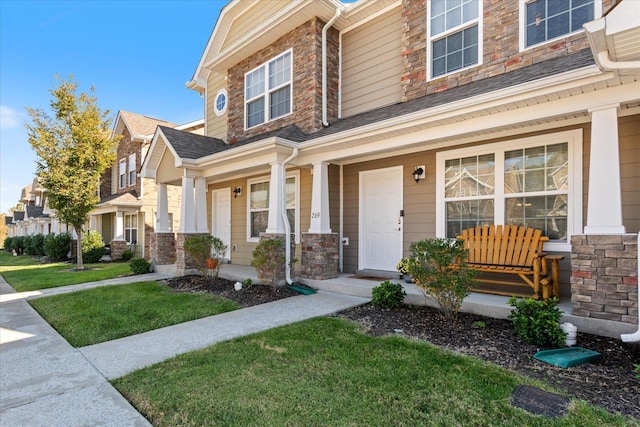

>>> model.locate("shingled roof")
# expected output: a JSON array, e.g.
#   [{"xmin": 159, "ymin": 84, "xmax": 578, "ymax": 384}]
[
  {"xmin": 13, "ymin": 212, "xmax": 24, "ymax": 221},
  {"xmin": 5, "ymin": 216, "xmax": 13, "ymax": 225},
  {"xmin": 25, "ymin": 206, "xmax": 45, "ymax": 219},
  {"xmin": 98, "ymin": 190, "xmax": 141, "ymax": 206},
  {"xmin": 119, "ymin": 111, "xmax": 177, "ymax": 137}
]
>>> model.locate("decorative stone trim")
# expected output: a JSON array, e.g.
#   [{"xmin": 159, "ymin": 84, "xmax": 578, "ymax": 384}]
[
  {"xmin": 150, "ymin": 232, "xmax": 176, "ymax": 266},
  {"xmin": 258, "ymin": 233, "xmax": 296, "ymax": 283},
  {"xmin": 301, "ymin": 233, "xmax": 338, "ymax": 280},
  {"xmin": 570, "ymin": 234, "xmax": 638, "ymax": 324},
  {"xmin": 110, "ymin": 240, "xmax": 128, "ymax": 261}
]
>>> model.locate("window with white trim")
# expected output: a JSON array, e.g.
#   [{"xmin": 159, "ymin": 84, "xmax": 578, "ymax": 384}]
[
  {"xmin": 119, "ymin": 159, "xmax": 126, "ymax": 188},
  {"xmin": 245, "ymin": 50, "xmax": 292, "ymax": 129},
  {"xmin": 436, "ymin": 131, "xmax": 582, "ymax": 251},
  {"xmin": 128, "ymin": 154, "xmax": 136, "ymax": 186},
  {"xmin": 247, "ymin": 173, "xmax": 299, "ymax": 242},
  {"xmin": 521, "ymin": 0, "xmax": 597, "ymax": 49},
  {"xmin": 428, "ymin": 0, "xmax": 481, "ymax": 79},
  {"xmin": 214, "ymin": 88, "xmax": 227, "ymax": 116},
  {"xmin": 124, "ymin": 213, "xmax": 138, "ymax": 244}
]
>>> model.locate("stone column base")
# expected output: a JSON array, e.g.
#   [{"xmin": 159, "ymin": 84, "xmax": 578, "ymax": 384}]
[
  {"xmin": 110, "ymin": 240, "xmax": 128, "ymax": 261},
  {"xmin": 258, "ymin": 233, "xmax": 295, "ymax": 283},
  {"xmin": 150, "ymin": 232, "xmax": 176, "ymax": 266},
  {"xmin": 176, "ymin": 233, "xmax": 208, "ymax": 276},
  {"xmin": 301, "ymin": 233, "xmax": 339, "ymax": 280}
]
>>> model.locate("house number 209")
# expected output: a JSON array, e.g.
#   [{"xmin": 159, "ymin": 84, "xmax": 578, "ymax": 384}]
[{"xmin": 311, "ymin": 212, "xmax": 321, "ymax": 219}]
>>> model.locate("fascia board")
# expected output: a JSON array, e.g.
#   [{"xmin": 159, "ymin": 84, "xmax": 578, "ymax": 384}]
[{"xmin": 140, "ymin": 128, "xmax": 173, "ymax": 178}]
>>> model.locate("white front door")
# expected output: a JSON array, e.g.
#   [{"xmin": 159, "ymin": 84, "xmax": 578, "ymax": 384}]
[
  {"xmin": 359, "ymin": 166, "xmax": 403, "ymax": 271},
  {"xmin": 211, "ymin": 188, "xmax": 231, "ymax": 260}
]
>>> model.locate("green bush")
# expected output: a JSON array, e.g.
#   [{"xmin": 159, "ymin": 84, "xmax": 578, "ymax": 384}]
[
  {"xmin": 121, "ymin": 249, "xmax": 134, "ymax": 261},
  {"xmin": 508, "ymin": 297, "xmax": 566, "ymax": 348},
  {"xmin": 4, "ymin": 237, "xmax": 13, "ymax": 252},
  {"xmin": 251, "ymin": 238, "xmax": 286, "ymax": 289},
  {"xmin": 129, "ymin": 258, "xmax": 151, "ymax": 274},
  {"xmin": 372, "ymin": 280, "xmax": 406, "ymax": 309},
  {"xmin": 31, "ymin": 234, "xmax": 45, "ymax": 256},
  {"xmin": 634, "ymin": 364, "xmax": 639, "ymax": 379},
  {"xmin": 44, "ymin": 232, "xmax": 71, "ymax": 261},
  {"xmin": 408, "ymin": 238, "xmax": 478, "ymax": 320},
  {"xmin": 11, "ymin": 236, "xmax": 25, "ymax": 255},
  {"xmin": 81, "ymin": 230, "xmax": 106, "ymax": 263},
  {"xmin": 23, "ymin": 235, "xmax": 36, "ymax": 255}
]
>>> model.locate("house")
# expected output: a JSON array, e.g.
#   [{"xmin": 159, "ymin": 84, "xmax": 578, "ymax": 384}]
[
  {"xmin": 141, "ymin": 0, "xmax": 639, "ymax": 329},
  {"xmin": 89, "ymin": 111, "xmax": 204, "ymax": 260}
]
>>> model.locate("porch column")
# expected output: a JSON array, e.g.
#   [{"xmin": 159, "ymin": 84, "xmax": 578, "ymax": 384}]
[
  {"xmin": 584, "ymin": 104, "xmax": 625, "ymax": 234},
  {"xmin": 195, "ymin": 177, "xmax": 209, "ymax": 233},
  {"xmin": 89, "ymin": 215, "xmax": 97, "ymax": 232},
  {"xmin": 179, "ymin": 175, "xmax": 196, "ymax": 233},
  {"xmin": 266, "ymin": 161, "xmax": 286, "ymax": 234},
  {"xmin": 156, "ymin": 183, "xmax": 171, "ymax": 232},
  {"xmin": 308, "ymin": 162, "xmax": 332, "ymax": 233},
  {"xmin": 114, "ymin": 212, "xmax": 125, "ymax": 240}
]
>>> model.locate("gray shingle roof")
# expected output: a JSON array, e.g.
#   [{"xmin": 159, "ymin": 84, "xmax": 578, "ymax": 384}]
[
  {"xmin": 25, "ymin": 206, "xmax": 44, "ymax": 219},
  {"xmin": 13, "ymin": 211, "xmax": 25, "ymax": 221},
  {"xmin": 5, "ymin": 216, "xmax": 13, "ymax": 225},
  {"xmin": 98, "ymin": 190, "xmax": 140, "ymax": 205},
  {"xmin": 159, "ymin": 126, "xmax": 227, "ymax": 160}
]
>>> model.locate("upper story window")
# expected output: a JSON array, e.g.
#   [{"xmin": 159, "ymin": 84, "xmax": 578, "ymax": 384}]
[
  {"xmin": 245, "ymin": 50, "xmax": 292, "ymax": 129},
  {"xmin": 521, "ymin": 0, "xmax": 598, "ymax": 49},
  {"xmin": 214, "ymin": 88, "xmax": 227, "ymax": 116},
  {"xmin": 428, "ymin": 0, "xmax": 481, "ymax": 79},
  {"xmin": 128, "ymin": 154, "xmax": 136, "ymax": 186},
  {"xmin": 119, "ymin": 159, "xmax": 126, "ymax": 188}
]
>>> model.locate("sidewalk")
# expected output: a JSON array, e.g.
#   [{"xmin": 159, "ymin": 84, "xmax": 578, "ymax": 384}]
[{"xmin": 0, "ymin": 273, "xmax": 369, "ymax": 426}]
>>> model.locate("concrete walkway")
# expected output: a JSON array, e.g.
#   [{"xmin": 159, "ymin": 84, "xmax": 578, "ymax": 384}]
[{"xmin": 0, "ymin": 273, "xmax": 369, "ymax": 426}]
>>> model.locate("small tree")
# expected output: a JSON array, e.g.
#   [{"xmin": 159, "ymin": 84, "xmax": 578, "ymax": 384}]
[
  {"xmin": 25, "ymin": 75, "xmax": 119, "ymax": 270},
  {"xmin": 183, "ymin": 235, "xmax": 228, "ymax": 281},
  {"xmin": 408, "ymin": 238, "xmax": 478, "ymax": 320}
]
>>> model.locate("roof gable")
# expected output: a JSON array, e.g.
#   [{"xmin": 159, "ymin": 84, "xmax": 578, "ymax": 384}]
[{"xmin": 112, "ymin": 110, "xmax": 178, "ymax": 140}]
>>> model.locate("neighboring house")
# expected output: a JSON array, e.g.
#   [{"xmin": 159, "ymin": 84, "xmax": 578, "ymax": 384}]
[
  {"xmin": 90, "ymin": 110, "xmax": 203, "ymax": 260},
  {"xmin": 141, "ymin": 0, "xmax": 638, "ymax": 327},
  {"xmin": 6, "ymin": 179, "xmax": 65, "ymax": 239}
]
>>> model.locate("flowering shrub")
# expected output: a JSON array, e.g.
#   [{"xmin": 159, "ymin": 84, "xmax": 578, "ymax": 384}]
[{"xmin": 396, "ymin": 258, "xmax": 412, "ymax": 274}]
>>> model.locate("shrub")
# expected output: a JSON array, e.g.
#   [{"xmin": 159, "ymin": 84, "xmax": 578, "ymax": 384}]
[
  {"xmin": 121, "ymin": 249, "xmax": 134, "ymax": 261},
  {"xmin": 4, "ymin": 237, "xmax": 13, "ymax": 252},
  {"xmin": 635, "ymin": 364, "xmax": 639, "ymax": 379},
  {"xmin": 44, "ymin": 232, "xmax": 71, "ymax": 261},
  {"xmin": 372, "ymin": 280, "xmax": 406, "ymax": 309},
  {"xmin": 408, "ymin": 238, "xmax": 478, "ymax": 320},
  {"xmin": 11, "ymin": 236, "xmax": 26, "ymax": 255},
  {"xmin": 251, "ymin": 238, "xmax": 286, "ymax": 290},
  {"xmin": 81, "ymin": 230, "xmax": 106, "ymax": 263},
  {"xmin": 31, "ymin": 234, "xmax": 45, "ymax": 256},
  {"xmin": 129, "ymin": 258, "xmax": 151, "ymax": 274},
  {"xmin": 183, "ymin": 235, "xmax": 228, "ymax": 280},
  {"xmin": 23, "ymin": 235, "xmax": 36, "ymax": 255},
  {"xmin": 508, "ymin": 297, "xmax": 566, "ymax": 348}
]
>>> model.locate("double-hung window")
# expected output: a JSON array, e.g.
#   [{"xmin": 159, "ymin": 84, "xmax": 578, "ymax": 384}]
[
  {"xmin": 119, "ymin": 159, "xmax": 126, "ymax": 188},
  {"xmin": 245, "ymin": 50, "xmax": 292, "ymax": 129},
  {"xmin": 428, "ymin": 0, "xmax": 481, "ymax": 79},
  {"xmin": 128, "ymin": 154, "xmax": 136, "ymax": 186},
  {"xmin": 522, "ymin": 0, "xmax": 598, "ymax": 49},
  {"xmin": 436, "ymin": 131, "xmax": 582, "ymax": 251},
  {"xmin": 124, "ymin": 213, "xmax": 138, "ymax": 244},
  {"xmin": 247, "ymin": 172, "xmax": 299, "ymax": 242}
]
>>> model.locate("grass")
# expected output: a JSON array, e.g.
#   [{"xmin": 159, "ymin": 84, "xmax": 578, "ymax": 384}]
[
  {"xmin": 112, "ymin": 318, "xmax": 636, "ymax": 427},
  {"xmin": 0, "ymin": 250, "xmax": 132, "ymax": 291},
  {"xmin": 28, "ymin": 281, "xmax": 240, "ymax": 347}
]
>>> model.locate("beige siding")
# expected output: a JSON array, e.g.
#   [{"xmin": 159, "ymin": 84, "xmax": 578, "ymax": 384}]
[
  {"xmin": 206, "ymin": 73, "xmax": 228, "ymax": 140},
  {"xmin": 619, "ymin": 115, "xmax": 640, "ymax": 233},
  {"xmin": 341, "ymin": 7, "xmax": 402, "ymax": 118},
  {"xmin": 221, "ymin": 0, "xmax": 291, "ymax": 52}
]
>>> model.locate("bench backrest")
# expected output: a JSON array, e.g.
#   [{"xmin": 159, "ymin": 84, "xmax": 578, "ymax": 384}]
[{"xmin": 457, "ymin": 225, "xmax": 548, "ymax": 267}]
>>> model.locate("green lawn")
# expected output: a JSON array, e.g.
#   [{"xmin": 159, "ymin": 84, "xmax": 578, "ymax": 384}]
[
  {"xmin": 0, "ymin": 251, "xmax": 132, "ymax": 291},
  {"xmin": 112, "ymin": 318, "xmax": 634, "ymax": 427},
  {"xmin": 28, "ymin": 281, "xmax": 240, "ymax": 347}
]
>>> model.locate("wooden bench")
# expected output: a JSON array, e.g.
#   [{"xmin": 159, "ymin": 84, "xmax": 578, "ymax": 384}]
[{"xmin": 457, "ymin": 225, "xmax": 563, "ymax": 299}]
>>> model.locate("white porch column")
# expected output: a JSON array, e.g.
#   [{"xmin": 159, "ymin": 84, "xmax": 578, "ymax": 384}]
[
  {"xmin": 89, "ymin": 215, "xmax": 97, "ymax": 231},
  {"xmin": 266, "ymin": 161, "xmax": 286, "ymax": 234},
  {"xmin": 114, "ymin": 211, "xmax": 125, "ymax": 240},
  {"xmin": 309, "ymin": 162, "xmax": 332, "ymax": 233},
  {"xmin": 179, "ymin": 175, "xmax": 196, "ymax": 233},
  {"xmin": 195, "ymin": 177, "xmax": 209, "ymax": 233},
  {"xmin": 156, "ymin": 183, "xmax": 171, "ymax": 232},
  {"xmin": 584, "ymin": 104, "xmax": 626, "ymax": 234}
]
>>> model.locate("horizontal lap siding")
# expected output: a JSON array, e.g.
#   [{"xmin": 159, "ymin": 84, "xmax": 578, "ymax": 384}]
[
  {"xmin": 206, "ymin": 73, "xmax": 228, "ymax": 140},
  {"xmin": 619, "ymin": 115, "xmax": 640, "ymax": 233},
  {"xmin": 221, "ymin": 1, "xmax": 291, "ymax": 51}
]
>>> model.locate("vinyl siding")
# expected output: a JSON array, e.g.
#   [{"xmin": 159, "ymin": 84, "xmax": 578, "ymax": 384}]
[
  {"xmin": 206, "ymin": 73, "xmax": 228, "ymax": 140},
  {"xmin": 221, "ymin": 0, "xmax": 292, "ymax": 52}
]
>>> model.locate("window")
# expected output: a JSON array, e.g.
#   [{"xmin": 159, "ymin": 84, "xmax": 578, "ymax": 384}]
[
  {"xmin": 247, "ymin": 173, "xmax": 299, "ymax": 242},
  {"xmin": 124, "ymin": 213, "xmax": 138, "ymax": 244},
  {"xmin": 522, "ymin": 0, "xmax": 597, "ymax": 49},
  {"xmin": 245, "ymin": 50, "xmax": 292, "ymax": 129},
  {"xmin": 128, "ymin": 154, "xmax": 136, "ymax": 186},
  {"xmin": 436, "ymin": 131, "xmax": 582, "ymax": 251},
  {"xmin": 119, "ymin": 159, "xmax": 126, "ymax": 188},
  {"xmin": 214, "ymin": 88, "xmax": 227, "ymax": 116},
  {"xmin": 428, "ymin": 0, "xmax": 481, "ymax": 79}
]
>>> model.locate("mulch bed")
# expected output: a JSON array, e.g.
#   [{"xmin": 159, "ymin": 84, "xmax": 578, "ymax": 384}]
[{"xmin": 162, "ymin": 275, "xmax": 640, "ymax": 420}]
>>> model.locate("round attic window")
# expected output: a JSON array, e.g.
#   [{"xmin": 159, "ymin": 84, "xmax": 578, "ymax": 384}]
[{"xmin": 214, "ymin": 88, "xmax": 227, "ymax": 116}]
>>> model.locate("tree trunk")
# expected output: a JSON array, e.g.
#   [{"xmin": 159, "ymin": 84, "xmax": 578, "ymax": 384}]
[{"xmin": 75, "ymin": 225, "xmax": 84, "ymax": 270}]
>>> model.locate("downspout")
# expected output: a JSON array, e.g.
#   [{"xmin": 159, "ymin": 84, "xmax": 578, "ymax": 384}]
[
  {"xmin": 621, "ymin": 231, "xmax": 640, "ymax": 342},
  {"xmin": 322, "ymin": 8, "xmax": 341, "ymax": 127},
  {"xmin": 281, "ymin": 147, "xmax": 299, "ymax": 285}
]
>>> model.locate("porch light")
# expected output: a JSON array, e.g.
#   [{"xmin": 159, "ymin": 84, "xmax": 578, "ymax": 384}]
[
  {"xmin": 233, "ymin": 186, "xmax": 242, "ymax": 198},
  {"xmin": 413, "ymin": 167, "xmax": 424, "ymax": 183}
]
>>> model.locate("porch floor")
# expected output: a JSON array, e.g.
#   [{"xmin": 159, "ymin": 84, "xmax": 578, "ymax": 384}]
[{"xmin": 161, "ymin": 263, "xmax": 636, "ymax": 340}]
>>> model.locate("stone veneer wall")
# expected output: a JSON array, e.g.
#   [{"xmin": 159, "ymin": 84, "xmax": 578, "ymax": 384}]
[
  {"xmin": 149, "ymin": 232, "xmax": 176, "ymax": 266},
  {"xmin": 570, "ymin": 234, "xmax": 638, "ymax": 325},
  {"xmin": 110, "ymin": 240, "xmax": 128, "ymax": 261},
  {"xmin": 301, "ymin": 233, "xmax": 339, "ymax": 280},
  {"xmin": 258, "ymin": 233, "xmax": 296, "ymax": 283},
  {"xmin": 176, "ymin": 233, "xmax": 208, "ymax": 275}
]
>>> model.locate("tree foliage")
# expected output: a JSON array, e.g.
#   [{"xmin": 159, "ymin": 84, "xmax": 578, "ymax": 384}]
[{"xmin": 25, "ymin": 75, "xmax": 119, "ymax": 269}]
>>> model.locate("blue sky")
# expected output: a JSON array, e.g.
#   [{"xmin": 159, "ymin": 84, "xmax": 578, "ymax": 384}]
[{"xmin": 0, "ymin": 0, "xmax": 228, "ymax": 215}]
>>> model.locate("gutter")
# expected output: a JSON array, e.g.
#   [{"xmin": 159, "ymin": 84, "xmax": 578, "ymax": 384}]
[
  {"xmin": 620, "ymin": 231, "xmax": 640, "ymax": 342},
  {"xmin": 322, "ymin": 8, "xmax": 341, "ymax": 127},
  {"xmin": 281, "ymin": 147, "xmax": 299, "ymax": 285}
]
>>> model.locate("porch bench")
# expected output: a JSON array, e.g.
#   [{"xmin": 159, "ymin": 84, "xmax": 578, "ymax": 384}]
[{"xmin": 456, "ymin": 225, "xmax": 563, "ymax": 299}]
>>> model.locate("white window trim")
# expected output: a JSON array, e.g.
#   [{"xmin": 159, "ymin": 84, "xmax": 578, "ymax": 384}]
[
  {"xmin": 435, "ymin": 130, "xmax": 583, "ymax": 252},
  {"xmin": 244, "ymin": 49, "xmax": 293, "ymax": 130},
  {"xmin": 118, "ymin": 159, "xmax": 126, "ymax": 189},
  {"xmin": 246, "ymin": 170, "xmax": 300, "ymax": 244},
  {"xmin": 518, "ymin": 0, "xmax": 602, "ymax": 52},
  {"xmin": 128, "ymin": 153, "xmax": 136, "ymax": 187},
  {"xmin": 124, "ymin": 212, "xmax": 138, "ymax": 244},
  {"xmin": 214, "ymin": 88, "xmax": 227, "ymax": 117},
  {"xmin": 426, "ymin": 0, "xmax": 483, "ymax": 81}
]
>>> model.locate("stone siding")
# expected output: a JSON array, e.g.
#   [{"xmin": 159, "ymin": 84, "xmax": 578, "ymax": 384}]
[
  {"xmin": 176, "ymin": 233, "xmax": 208, "ymax": 275},
  {"xmin": 570, "ymin": 234, "xmax": 638, "ymax": 325},
  {"xmin": 150, "ymin": 232, "xmax": 176, "ymax": 266},
  {"xmin": 258, "ymin": 233, "xmax": 296, "ymax": 284},
  {"xmin": 301, "ymin": 233, "xmax": 339, "ymax": 280},
  {"xmin": 110, "ymin": 240, "xmax": 128, "ymax": 261}
]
